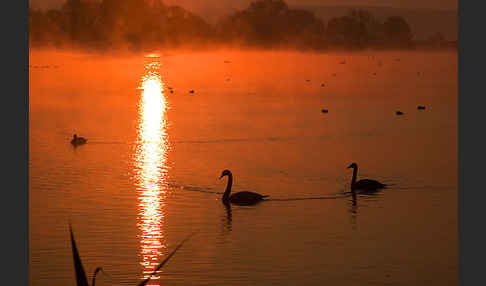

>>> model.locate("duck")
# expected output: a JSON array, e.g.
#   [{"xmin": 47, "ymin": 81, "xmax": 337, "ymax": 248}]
[
  {"xmin": 396, "ymin": 111, "xmax": 404, "ymax": 115},
  {"xmin": 347, "ymin": 163, "xmax": 386, "ymax": 192},
  {"xmin": 321, "ymin": 109, "xmax": 328, "ymax": 113},
  {"xmin": 417, "ymin": 105, "xmax": 426, "ymax": 110},
  {"xmin": 71, "ymin": 134, "xmax": 87, "ymax": 146},
  {"xmin": 219, "ymin": 170, "xmax": 269, "ymax": 205}
]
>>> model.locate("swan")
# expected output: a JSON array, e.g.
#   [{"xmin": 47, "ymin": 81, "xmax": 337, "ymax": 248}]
[
  {"xmin": 71, "ymin": 134, "xmax": 87, "ymax": 146},
  {"xmin": 219, "ymin": 170, "xmax": 269, "ymax": 205},
  {"xmin": 347, "ymin": 163, "xmax": 386, "ymax": 192}
]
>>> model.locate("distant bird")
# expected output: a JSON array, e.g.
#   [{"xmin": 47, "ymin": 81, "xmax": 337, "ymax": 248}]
[
  {"xmin": 417, "ymin": 106, "xmax": 426, "ymax": 110},
  {"xmin": 340, "ymin": 60, "xmax": 346, "ymax": 64},
  {"xmin": 373, "ymin": 72, "xmax": 377, "ymax": 76},
  {"xmin": 396, "ymin": 111, "xmax": 404, "ymax": 115},
  {"xmin": 220, "ymin": 170, "xmax": 269, "ymax": 205},
  {"xmin": 71, "ymin": 134, "xmax": 87, "ymax": 146},
  {"xmin": 321, "ymin": 83, "xmax": 325, "ymax": 87},
  {"xmin": 347, "ymin": 163, "xmax": 386, "ymax": 193},
  {"xmin": 189, "ymin": 90, "xmax": 195, "ymax": 94},
  {"xmin": 306, "ymin": 79, "xmax": 311, "ymax": 82},
  {"xmin": 332, "ymin": 73, "xmax": 337, "ymax": 77},
  {"xmin": 224, "ymin": 60, "xmax": 231, "ymax": 63},
  {"xmin": 170, "ymin": 90, "xmax": 174, "ymax": 94},
  {"xmin": 321, "ymin": 109, "xmax": 328, "ymax": 113}
]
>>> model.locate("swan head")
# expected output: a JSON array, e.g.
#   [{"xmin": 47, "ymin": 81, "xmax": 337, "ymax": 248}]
[
  {"xmin": 347, "ymin": 163, "xmax": 357, "ymax": 169},
  {"xmin": 219, "ymin": 169, "xmax": 232, "ymax": 179}
]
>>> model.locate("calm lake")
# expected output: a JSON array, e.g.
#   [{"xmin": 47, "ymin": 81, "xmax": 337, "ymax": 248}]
[{"xmin": 30, "ymin": 49, "xmax": 457, "ymax": 286}]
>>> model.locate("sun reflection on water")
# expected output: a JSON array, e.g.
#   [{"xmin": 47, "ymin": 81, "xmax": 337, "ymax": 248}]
[{"xmin": 134, "ymin": 55, "xmax": 169, "ymax": 284}]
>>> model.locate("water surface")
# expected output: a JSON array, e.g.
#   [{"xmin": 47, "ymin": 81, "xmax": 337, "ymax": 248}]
[{"xmin": 30, "ymin": 50, "xmax": 457, "ymax": 286}]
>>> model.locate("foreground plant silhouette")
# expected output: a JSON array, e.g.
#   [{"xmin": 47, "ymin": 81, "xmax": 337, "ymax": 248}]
[{"xmin": 70, "ymin": 224, "xmax": 195, "ymax": 286}]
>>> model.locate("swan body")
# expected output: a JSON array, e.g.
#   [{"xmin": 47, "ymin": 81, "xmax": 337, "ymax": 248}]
[
  {"xmin": 352, "ymin": 179, "xmax": 386, "ymax": 190},
  {"xmin": 71, "ymin": 134, "xmax": 87, "ymax": 146},
  {"xmin": 347, "ymin": 163, "xmax": 386, "ymax": 193},
  {"xmin": 220, "ymin": 170, "xmax": 268, "ymax": 205},
  {"xmin": 226, "ymin": 191, "xmax": 268, "ymax": 205}
]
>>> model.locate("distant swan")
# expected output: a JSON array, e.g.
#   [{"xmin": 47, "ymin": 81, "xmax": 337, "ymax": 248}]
[
  {"xmin": 71, "ymin": 134, "xmax": 87, "ymax": 146},
  {"xmin": 220, "ymin": 170, "xmax": 269, "ymax": 205},
  {"xmin": 347, "ymin": 163, "xmax": 386, "ymax": 192}
]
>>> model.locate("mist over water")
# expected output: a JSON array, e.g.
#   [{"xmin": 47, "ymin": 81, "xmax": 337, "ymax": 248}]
[
  {"xmin": 29, "ymin": 0, "xmax": 456, "ymax": 52},
  {"xmin": 30, "ymin": 48, "xmax": 457, "ymax": 286}
]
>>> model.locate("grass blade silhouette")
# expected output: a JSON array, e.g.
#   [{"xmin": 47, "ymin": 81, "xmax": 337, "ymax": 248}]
[
  {"xmin": 92, "ymin": 267, "xmax": 111, "ymax": 286},
  {"xmin": 137, "ymin": 232, "xmax": 196, "ymax": 286},
  {"xmin": 69, "ymin": 224, "xmax": 90, "ymax": 286}
]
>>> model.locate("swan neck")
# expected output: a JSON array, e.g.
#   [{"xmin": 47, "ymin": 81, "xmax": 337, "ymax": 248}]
[
  {"xmin": 351, "ymin": 166, "xmax": 358, "ymax": 189},
  {"xmin": 223, "ymin": 174, "xmax": 233, "ymax": 202}
]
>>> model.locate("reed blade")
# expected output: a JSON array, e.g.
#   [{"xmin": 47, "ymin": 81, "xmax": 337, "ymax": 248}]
[
  {"xmin": 92, "ymin": 267, "xmax": 112, "ymax": 286},
  {"xmin": 137, "ymin": 232, "xmax": 196, "ymax": 286},
  {"xmin": 69, "ymin": 225, "xmax": 90, "ymax": 286}
]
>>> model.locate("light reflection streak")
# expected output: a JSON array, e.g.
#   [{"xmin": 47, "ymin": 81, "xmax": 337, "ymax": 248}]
[{"xmin": 134, "ymin": 55, "xmax": 169, "ymax": 284}]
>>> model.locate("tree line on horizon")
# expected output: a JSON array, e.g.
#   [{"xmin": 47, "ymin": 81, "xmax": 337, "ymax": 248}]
[{"xmin": 29, "ymin": 0, "xmax": 451, "ymax": 51}]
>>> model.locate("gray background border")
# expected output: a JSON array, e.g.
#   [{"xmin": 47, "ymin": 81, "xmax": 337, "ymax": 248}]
[{"xmin": 2, "ymin": 1, "xmax": 29, "ymax": 286}]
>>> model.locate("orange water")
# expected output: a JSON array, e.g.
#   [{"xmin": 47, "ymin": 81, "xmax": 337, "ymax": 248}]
[{"xmin": 30, "ymin": 49, "xmax": 457, "ymax": 286}]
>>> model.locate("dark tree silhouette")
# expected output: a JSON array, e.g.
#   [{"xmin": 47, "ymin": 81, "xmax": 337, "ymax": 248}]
[
  {"xmin": 217, "ymin": 0, "xmax": 325, "ymax": 48},
  {"xmin": 383, "ymin": 16, "xmax": 413, "ymax": 46},
  {"xmin": 29, "ymin": 0, "xmax": 419, "ymax": 51},
  {"xmin": 326, "ymin": 15, "xmax": 363, "ymax": 48}
]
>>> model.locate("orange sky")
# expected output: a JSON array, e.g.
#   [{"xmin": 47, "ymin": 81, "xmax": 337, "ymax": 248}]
[{"xmin": 30, "ymin": 0, "xmax": 458, "ymax": 11}]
